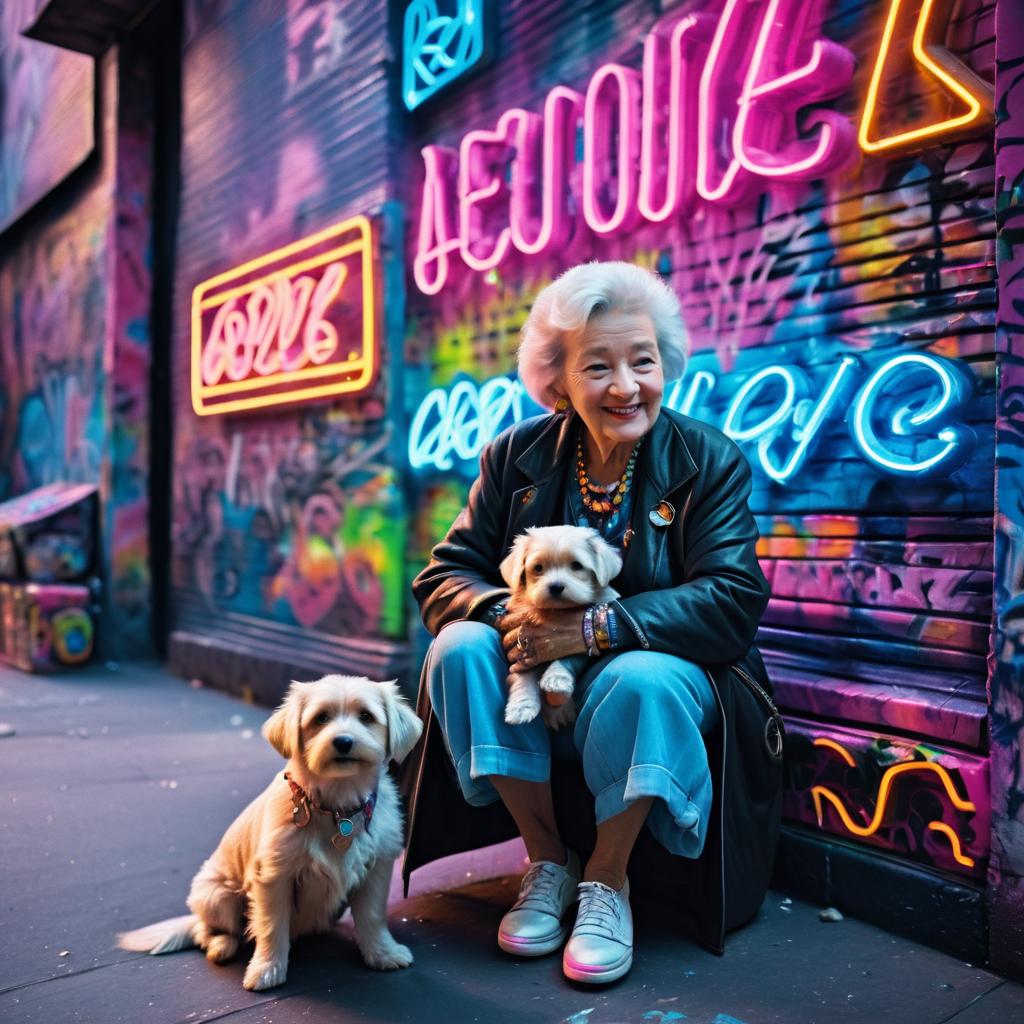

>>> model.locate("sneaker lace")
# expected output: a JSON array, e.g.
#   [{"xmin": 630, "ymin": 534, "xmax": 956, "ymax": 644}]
[
  {"xmin": 574, "ymin": 882, "xmax": 621, "ymax": 938},
  {"xmin": 511, "ymin": 862, "xmax": 563, "ymax": 912}
]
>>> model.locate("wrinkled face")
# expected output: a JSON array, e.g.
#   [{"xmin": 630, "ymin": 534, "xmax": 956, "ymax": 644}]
[
  {"xmin": 559, "ymin": 308, "xmax": 664, "ymax": 454},
  {"xmin": 293, "ymin": 676, "xmax": 389, "ymax": 778},
  {"xmin": 501, "ymin": 526, "xmax": 622, "ymax": 609}
]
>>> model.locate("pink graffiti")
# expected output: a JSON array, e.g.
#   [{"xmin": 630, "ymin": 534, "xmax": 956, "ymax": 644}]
[{"xmin": 413, "ymin": 0, "xmax": 856, "ymax": 294}]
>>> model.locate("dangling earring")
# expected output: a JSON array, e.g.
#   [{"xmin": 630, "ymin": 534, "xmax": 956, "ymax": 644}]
[{"xmin": 555, "ymin": 397, "xmax": 569, "ymax": 414}]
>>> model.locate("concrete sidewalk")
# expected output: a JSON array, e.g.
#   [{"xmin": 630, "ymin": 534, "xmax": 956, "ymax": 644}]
[{"xmin": 1, "ymin": 661, "xmax": 1022, "ymax": 1024}]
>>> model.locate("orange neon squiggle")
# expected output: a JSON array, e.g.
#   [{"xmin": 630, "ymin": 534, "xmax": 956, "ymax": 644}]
[
  {"xmin": 927, "ymin": 821, "xmax": 975, "ymax": 867},
  {"xmin": 858, "ymin": 0, "xmax": 992, "ymax": 153},
  {"xmin": 813, "ymin": 736, "xmax": 856, "ymax": 767},
  {"xmin": 811, "ymin": 740, "xmax": 975, "ymax": 845}
]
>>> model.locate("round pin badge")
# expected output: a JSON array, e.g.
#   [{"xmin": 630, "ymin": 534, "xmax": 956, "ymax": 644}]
[{"xmin": 649, "ymin": 500, "xmax": 675, "ymax": 527}]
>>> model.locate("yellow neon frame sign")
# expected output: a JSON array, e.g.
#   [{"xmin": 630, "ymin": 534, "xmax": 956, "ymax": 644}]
[
  {"xmin": 811, "ymin": 737, "xmax": 976, "ymax": 868},
  {"xmin": 190, "ymin": 215, "xmax": 377, "ymax": 416},
  {"xmin": 859, "ymin": 0, "xmax": 992, "ymax": 153}
]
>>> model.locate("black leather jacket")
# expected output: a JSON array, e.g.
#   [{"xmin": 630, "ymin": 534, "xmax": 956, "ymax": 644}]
[{"xmin": 403, "ymin": 407, "xmax": 784, "ymax": 954}]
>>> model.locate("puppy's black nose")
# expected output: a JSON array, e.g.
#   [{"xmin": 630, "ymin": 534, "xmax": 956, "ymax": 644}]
[
  {"xmin": 548, "ymin": 582, "xmax": 565, "ymax": 596},
  {"xmin": 333, "ymin": 735, "xmax": 354, "ymax": 755}
]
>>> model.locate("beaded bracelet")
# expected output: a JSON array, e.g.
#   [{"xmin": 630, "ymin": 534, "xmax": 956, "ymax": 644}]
[
  {"xmin": 581, "ymin": 606, "xmax": 599, "ymax": 657},
  {"xmin": 593, "ymin": 603, "xmax": 612, "ymax": 651}
]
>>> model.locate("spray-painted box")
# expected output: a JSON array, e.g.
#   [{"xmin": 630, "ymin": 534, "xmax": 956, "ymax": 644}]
[{"xmin": 0, "ymin": 582, "xmax": 95, "ymax": 673}]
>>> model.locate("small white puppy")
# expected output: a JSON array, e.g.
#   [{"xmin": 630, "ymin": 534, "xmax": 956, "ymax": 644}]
[
  {"xmin": 499, "ymin": 525, "xmax": 622, "ymax": 727},
  {"xmin": 118, "ymin": 674, "xmax": 423, "ymax": 991}
]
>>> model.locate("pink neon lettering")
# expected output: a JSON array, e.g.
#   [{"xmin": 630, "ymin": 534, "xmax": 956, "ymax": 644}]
[
  {"xmin": 732, "ymin": 0, "xmax": 856, "ymax": 179},
  {"xmin": 412, "ymin": 5, "xmax": 859, "ymax": 292},
  {"xmin": 200, "ymin": 265, "xmax": 346, "ymax": 386},
  {"xmin": 414, "ymin": 145, "xmax": 460, "ymax": 295},
  {"xmin": 583, "ymin": 64, "xmax": 642, "ymax": 235},
  {"xmin": 639, "ymin": 16, "xmax": 699, "ymax": 223},
  {"xmin": 459, "ymin": 114, "xmax": 522, "ymax": 272},
  {"xmin": 508, "ymin": 87, "xmax": 585, "ymax": 256}
]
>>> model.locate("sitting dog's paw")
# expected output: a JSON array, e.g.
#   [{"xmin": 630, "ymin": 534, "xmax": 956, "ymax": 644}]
[
  {"xmin": 205, "ymin": 934, "xmax": 239, "ymax": 964},
  {"xmin": 362, "ymin": 939, "xmax": 414, "ymax": 970},
  {"xmin": 243, "ymin": 956, "xmax": 288, "ymax": 991},
  {"xmin": 541, "ymin": 699, "xmax": 577, "ymax": 730},
  {"xmin": 505, "ymin": 688, "xmax": 541, "ymax": 724},
  {"xmin": 539, "ymin": 667, "xmax": 575, "ymax": 696}
]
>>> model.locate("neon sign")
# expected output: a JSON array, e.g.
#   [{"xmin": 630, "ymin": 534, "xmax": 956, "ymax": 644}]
[
  {"xmin": 403, "ymin": 0, "xmax": 486, "ymax": 112},
  {"xmin": 858, "ymin": 0, "xmax": 993, "ymax": 153},
  {"xmin": 190, "ymin": 215, "xmax": 377, "ymax": 416},
  {"xmin": 413, "ymin": 0, "xmax": 995, "ymax": 295},
  {"xmin": 407, "ymin": 353, "xmax": 974, "ymax": 483},
  {"xmin": 811, "ymin": 737, "xmax": 976, "ymax": 868},
  {"xmin": 414, "ymin": 0, "xmax": 858, "ymax": 294}
]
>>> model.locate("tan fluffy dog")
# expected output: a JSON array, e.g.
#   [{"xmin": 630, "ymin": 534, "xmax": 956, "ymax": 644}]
[
  {"xmin": 118, "ymin": 675, "xmax": 423, "ymax": 991},
  {"xmin": 500, "ymin": 525, "xmax": 622, "ymax": 727}
]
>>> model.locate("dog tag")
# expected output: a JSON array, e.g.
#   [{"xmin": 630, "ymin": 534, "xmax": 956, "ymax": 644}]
[
  {"xmin": 292, "ymin": 800, "xmax": 311, "ymax": 828},
  {"xmin": 337, "ymin": 818, "xmax": 355, "ymax": 837},
  {"xmin": 332, "ymin": 820, "xmax": 354, "ymax": 853}
]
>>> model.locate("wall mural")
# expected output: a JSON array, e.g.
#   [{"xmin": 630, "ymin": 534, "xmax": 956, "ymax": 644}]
[
  {"xmin": 989, "ymin": 0, "xmax": 1024, "ymax": 974},
  {"xmin": 0, "ymin": 197, "xmax": 110, "ymax": 502},
  {"xmin": 404, "ymin": 0, "xmax": 997, "ymax": 884},
  {"xmin": 172, "ymin": 0, "xmax": 402, "ymax": 662},
  {"xmin": 0, "ymin": 0, "xmax": 94, "ymax": 233},
  {"xmin": 173, "ymin": 414, "xmax": 404, "ymax": 638}
]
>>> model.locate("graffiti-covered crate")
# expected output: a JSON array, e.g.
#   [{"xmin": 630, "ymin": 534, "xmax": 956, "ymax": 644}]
[
  {"xmin": 0, "ymin": 483, "xmax": 97, "ymax": 583},
  {"xmin": 0, "ymin": 583, "xmax": 96, "ymax": 673}
]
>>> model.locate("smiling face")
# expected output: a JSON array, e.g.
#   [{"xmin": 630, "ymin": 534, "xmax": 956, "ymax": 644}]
[{"xmin": 559, "ymin": 308, "xmax": 664, "ymax": 465}]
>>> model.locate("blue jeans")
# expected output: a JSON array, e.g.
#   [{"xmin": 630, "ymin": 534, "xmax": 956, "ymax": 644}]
[{"xmin": 425, "ymin": 620, "xmax": 720, "ymax": 859}]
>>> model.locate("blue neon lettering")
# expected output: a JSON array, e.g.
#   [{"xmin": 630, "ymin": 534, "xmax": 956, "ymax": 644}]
[
  {"xmin": 722, "ymin": 366, "xmax": 801, "ymax": 442},
  {"xmin": 850, "ymin": 353, "xmax": 971, "ymax": 476},
  {"xmin": 758, "ymin": 357, "xmax": 857, "ymax": 484},
  {"xmin": 408, "ymin": 355, "xmax": 972, "ymax": 480}
]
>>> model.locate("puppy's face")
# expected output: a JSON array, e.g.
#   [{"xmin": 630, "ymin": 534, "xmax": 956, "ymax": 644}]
[
  {"xmin": 262, "ymin": 675, "xmax": 423, "ymax": 778},
  {"xmin": 499, "ymin": 526, "xmax": 622, "ymax": 609}
]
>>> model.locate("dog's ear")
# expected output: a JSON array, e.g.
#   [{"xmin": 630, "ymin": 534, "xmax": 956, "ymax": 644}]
[
  {"xmin": 378, "ymin": 679, "xmax": 424, "ymax": 764},
  {"xmin": 262, "ymin": 682, "xmax": 307, "ymax": 759},
  {"xmin": 588, "ymin": 532, "xmax": 623, "ymax": 588},
  {"xmin": 499, "ymin": 533, "xmax": 530, "ymax": 590}
]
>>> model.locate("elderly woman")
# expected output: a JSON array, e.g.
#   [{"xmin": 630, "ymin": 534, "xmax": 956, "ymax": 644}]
[{"xmin": 402, "ymin": 262, "xmax": 784, "ymax": 985}]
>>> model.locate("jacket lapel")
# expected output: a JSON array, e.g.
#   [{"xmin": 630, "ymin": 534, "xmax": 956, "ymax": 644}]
[
  {"xmin": 617, "ymin": 412, "xmax": 699, "ymax": 596},
  {"xmin": 502, "ymin": 413, "xmax": 576, "ymax": 550}
]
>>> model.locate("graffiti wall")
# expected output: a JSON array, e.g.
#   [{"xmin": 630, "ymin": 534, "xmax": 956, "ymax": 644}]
[
  {"xmin": 168, "ymin": 0, "xmax": 409, "ymax": 687},
  {"xmin": 0, "ymin": 37, "xmax": 156, "ymax": 658},
  {"xmin": 0, "ymin": 53, "xmax": 115, "ymax": 502},
  {"xmin": 990, "ymin": 0, "xmax": 1024, "ymax": 976},
  {"xmin": 402, "ymin": 0, "xmax": 999, "ymax": 931},
  {"xmin": 0, "ymin": 0, "xmax": 94, "ymax": 234}
]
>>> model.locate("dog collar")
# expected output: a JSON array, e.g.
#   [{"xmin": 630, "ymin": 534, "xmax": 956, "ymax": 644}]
[{"xmin": 283, "ymin": 772, "xmax": 376, "ymax": 850}]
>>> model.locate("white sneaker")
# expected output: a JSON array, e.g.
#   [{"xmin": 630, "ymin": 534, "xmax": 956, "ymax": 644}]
[
  {"xmin": 562, "ymin": 878, "xmax": 633, "ymax": 984},
  {"xmin": 497, "ymin": 850, "xmax": 581, "ymax": 956}
]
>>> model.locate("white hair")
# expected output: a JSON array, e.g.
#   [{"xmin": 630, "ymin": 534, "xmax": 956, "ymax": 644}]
[{"xmin": 517, "ymin": 261, "xmax": 688, "ymax": 410}]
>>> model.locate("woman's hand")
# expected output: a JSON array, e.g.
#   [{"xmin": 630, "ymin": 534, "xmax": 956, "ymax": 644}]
[{"xmin": 498, "ymin": 607, "xmax": 588, "ymax": 673}]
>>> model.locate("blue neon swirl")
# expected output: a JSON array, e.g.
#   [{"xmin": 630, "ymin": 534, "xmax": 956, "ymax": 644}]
[{"xmin": 403, "ymin": 0, "xmax": 485, "ymax": 111}]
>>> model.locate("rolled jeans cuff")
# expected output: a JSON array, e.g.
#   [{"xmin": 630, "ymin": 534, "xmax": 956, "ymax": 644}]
[
  {"xmin": 456, "ymin": 744, "xmax": 551, "ymax": 807},
  {"xmin": 593, "ymin": 762, "xmax": 708, "ymax": 859}
]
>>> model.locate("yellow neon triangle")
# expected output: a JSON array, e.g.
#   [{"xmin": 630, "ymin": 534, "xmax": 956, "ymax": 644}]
[{"xmin": 858, "ymin": 0, "xmax": 992, "ymax": 154}]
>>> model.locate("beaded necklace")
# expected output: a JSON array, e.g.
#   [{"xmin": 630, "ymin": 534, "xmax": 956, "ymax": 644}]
[{"xmin": 575, "ymin": 430, "xmax": 642, "ymax": 520}]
